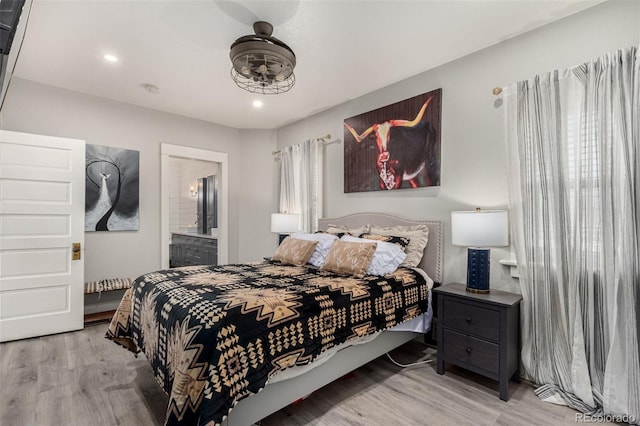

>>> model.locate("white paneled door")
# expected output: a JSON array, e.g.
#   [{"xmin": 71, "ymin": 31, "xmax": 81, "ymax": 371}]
[{"xmin": 0, "ymin": 130, "xmax": 85, "ymax": 342}]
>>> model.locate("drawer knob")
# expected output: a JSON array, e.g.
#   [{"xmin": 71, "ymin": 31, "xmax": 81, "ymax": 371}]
[
  {"xmin": 465, "ymin": 347, "xmax": 472, "ymax": 354},
  {"xmin": 465, "ymin": 317, "xmax": 472, "ymax": 323}
]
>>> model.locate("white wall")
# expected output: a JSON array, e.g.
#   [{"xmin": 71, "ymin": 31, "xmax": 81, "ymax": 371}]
[
  {"xmin": 276, "ymin": 1, "xmax": 640, "ymax": 293},
  {"xmin": 0, "ymin": 78, "xmax": 273, "ymax": 282},
  {"xmin": 237, "ymin": 129, "xmax": 279, "ymax": 262}
]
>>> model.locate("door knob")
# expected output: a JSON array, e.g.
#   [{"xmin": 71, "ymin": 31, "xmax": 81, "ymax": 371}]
[{"xmin": 72, "ymin": 242, "xmax": 81, "ymax": 260}]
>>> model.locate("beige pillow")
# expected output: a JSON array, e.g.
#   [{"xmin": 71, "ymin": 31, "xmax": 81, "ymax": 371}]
[
  {"xmin": 369, "ymin": 224, "xmax": 429, "ymax": 268},
  {"xmin": 325, "ymin": 224, "xmax": 370, "ymax": 237},
  {"xmin": 321, "ymin": 240, "xmax": 377, "ymax": 277},
  {"xmin": 272, "ymin": 237, "xmax": 318, "ymax": 266}
]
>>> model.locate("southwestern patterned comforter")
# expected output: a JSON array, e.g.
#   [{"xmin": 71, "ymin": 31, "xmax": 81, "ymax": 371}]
[{"xmin": 106, "ymin": 260, "xmax": 433, "ymax": 426}]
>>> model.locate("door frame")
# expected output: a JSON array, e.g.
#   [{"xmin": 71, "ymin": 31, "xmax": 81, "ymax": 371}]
[{"xmin": 160, "ymin": 143, "xmax": 228, "ymax": 267}]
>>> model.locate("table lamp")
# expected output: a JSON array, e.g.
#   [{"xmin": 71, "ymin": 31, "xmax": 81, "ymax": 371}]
[
  {"xmin": 270, "ymin": 213, "xmax": 300, "ymax": 245},
  {"xmin": 451, "ymin": 209, "xmax": 508, "ymax": 293}
]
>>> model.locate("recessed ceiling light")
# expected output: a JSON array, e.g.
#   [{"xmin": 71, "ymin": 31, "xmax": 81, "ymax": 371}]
[
  {"xmin": 103, "ymin": 54, "xmax": 119, "ymax": 63},
  {"xmin": 253, "ymin": 100, "xmax": 263, "ymax": 108}
]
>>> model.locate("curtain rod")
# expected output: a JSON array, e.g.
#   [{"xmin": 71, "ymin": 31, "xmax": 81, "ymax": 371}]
[{"xmin": 272, "ymin": 134, "xmax": 336, "ymax": 156}]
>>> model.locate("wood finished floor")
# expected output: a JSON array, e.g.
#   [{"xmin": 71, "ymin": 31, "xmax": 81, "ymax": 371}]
[{"xmin": 0, "ymin": 323, "xmax": 605, "ymax": 426}]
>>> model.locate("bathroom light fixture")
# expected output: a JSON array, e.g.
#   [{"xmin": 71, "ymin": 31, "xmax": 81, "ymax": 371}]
[
  {"xmin": 190, "ymin": 185, "xmax": 198, "ymax": 198},
  {"xmin": 230, "ymin": 21, "xmax": 296, "ymax": 95}
]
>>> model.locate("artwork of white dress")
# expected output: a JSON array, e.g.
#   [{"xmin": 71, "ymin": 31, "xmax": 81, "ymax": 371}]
[{"xmin": 85, "ymin": 144, "xmax": 139, "ymax": 231}]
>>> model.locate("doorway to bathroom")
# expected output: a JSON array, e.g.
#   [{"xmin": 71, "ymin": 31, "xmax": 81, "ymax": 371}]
[{"xmin": 160, "ymin": 143, "xmax": 228, "ymax": 268}]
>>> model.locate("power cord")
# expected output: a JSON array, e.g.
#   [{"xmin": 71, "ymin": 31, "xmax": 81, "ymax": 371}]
[{"xmin": 385, "ymin": 352, "xmax": 433, "ymax": 368}]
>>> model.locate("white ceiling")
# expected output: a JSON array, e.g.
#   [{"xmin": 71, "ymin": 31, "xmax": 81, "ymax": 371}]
[{"xmin": 14, "ymin": 0, "xmax": 602, "ymax": 129}]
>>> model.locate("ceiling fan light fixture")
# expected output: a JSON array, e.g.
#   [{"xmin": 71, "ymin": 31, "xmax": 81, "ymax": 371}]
[{"xmin": 229, "ymin": 21, "xmax": 296, "ymax": 95}]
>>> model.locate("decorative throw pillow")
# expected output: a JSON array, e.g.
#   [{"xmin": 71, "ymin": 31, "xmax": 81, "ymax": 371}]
[
  {"xmin": 320, "ymin": 240, "xmax": 377, "ymax": 278},
  {"xmin": 325, "ymin": 224, "xmax": 371, "ymax": 237},
  {"xmin": 369, "ymin": 224, "xmax": 429, "ymax": 268},
  {"xmin": 358, "ymin": 233, "xmax": 411, "ymax": 252},
  {"xmin": 315, "ymin": 230, "xmax": 346, "ymax": 239},
  {"xmin": 291, "ymin": 232, "xmax": 338, "ymax": 267},
  {"xmin": 272, "ymin": 237, "xmax": 318, "ymax": 266},
  {"xmin": 341, "ymin": 235, "xmax": 407, "ymax": 276}
]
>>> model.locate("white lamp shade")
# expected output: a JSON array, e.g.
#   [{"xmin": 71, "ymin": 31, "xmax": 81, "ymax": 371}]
[
  {"xmin": 451, "ymin": 210, "xmax": 509, "ymax": 247},
  {"xmin": 270, "ymin": 213, "xmax": 300, "ymax": 233}
]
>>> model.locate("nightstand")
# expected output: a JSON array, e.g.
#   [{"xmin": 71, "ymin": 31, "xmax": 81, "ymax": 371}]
[{"xmin": 433, "ymin": 283, "xmax": 522, "ymax": 401}]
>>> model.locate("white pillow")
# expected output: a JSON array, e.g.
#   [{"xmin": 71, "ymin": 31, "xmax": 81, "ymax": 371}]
[
  {"xmin": 340, "ymin": 235, "xmax": 407, "ymax": 276},
  {"xmin": 369, "ymin": 224, "xmax": 429, "ymax": 268},
  {"xmin": 325, "ymin": 224, "xmax": 370, "ymax": 237},
  {"xmin": 291, "ymin": 232, "xmax": 338, "ymax": 267}
]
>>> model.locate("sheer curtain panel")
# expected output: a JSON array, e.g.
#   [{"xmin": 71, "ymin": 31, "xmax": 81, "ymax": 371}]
[
  {"xmin": 277, "ymin": 139, "xmax": 323, "ymax": 233},
  {"xmin": 504, "ymin": 45, "xmax": 639, "ymax": 423}
]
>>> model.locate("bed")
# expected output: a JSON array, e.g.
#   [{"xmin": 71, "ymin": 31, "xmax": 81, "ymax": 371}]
[{"xmin": 107, "ymin": 213, "xmax": 443, "ymax": 426}]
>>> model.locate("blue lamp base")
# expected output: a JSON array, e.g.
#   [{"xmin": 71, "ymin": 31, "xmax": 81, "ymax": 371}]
[
  {"xmin": 278, "ymin": 234, "xmax": 289, "ymax": 245},
  {"xmin": 466, "ymin": 248, "xmax": 491, "ymax": 293}
]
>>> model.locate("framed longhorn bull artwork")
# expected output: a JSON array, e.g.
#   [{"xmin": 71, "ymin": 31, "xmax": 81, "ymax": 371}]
[{"xmin": 344, "ymin": 89, "xmax": 441, "ymax": 192}]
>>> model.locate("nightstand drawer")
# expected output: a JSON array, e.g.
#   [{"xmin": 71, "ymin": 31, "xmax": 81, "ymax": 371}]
[
  {"xmin": 443, "ymin": 329, "xmax": 499, "ymax": 374},
  {"xmin": 442, "ymin": 299, "xmax": 500, "ymax": 341}
]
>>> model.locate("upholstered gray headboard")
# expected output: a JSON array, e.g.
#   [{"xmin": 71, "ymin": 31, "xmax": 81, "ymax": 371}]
[{"xmin": 318, "ymin": 213, "xmax": 444, "ymax": 284}]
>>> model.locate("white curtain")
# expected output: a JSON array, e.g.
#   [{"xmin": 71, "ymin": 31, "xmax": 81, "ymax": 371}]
[
  {"xmin": 505, "ymin": 45, "xmax": 639, "ymax": 422},
  {"xmin": 277, "ymin": 139, "xmax": 323, "ymax": 232}
]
